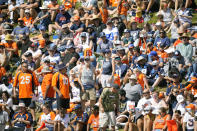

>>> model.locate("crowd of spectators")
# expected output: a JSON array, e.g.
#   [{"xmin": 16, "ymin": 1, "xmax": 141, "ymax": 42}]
[{"xmin": 0, "ymin": 0, "xmax": 196, "ymax": 130}]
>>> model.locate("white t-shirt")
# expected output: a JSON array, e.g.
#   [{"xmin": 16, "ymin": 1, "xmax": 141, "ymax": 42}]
[
  {"xmin": 0, "ymin": 84, "xmax": 13, "ymax": 95},
  {"xmin": 175, "ymin": 103, "xmax": 186, "ymax": 116},
  {"xmin": 54, "ymin": 114, "xmax": 70, "ymax": 128},
  {"xmin": 26, "ymin": 49, "xmax": 42, "ymax": 58},
  {"xmin": 183, "ymin": 112, "xmax": 195, "ymax": 130},
  {"xmin": 70, "ymin": 86, "xmax": 81, "ymax": 103},
  {"xmin": 40, "ymin": 112, "xmax": 55, "ymax": 128},
  {"xmin": 43, "ymin": 54, "xmax": 61, "ymax": 64},
  {"xmin": 137, "ymin": 97, "xmax": 152, "ymax": 115},
  {"xmin": 171, "ymin": 23, "xmax": 179, "ymax": 39},
  {"xmin": 158, "ymin": 9, "xmax": 172, "ymax": 23},
  {"xmin": 103, "ymin": 27, "xmax": 119, "ymax": 41}
]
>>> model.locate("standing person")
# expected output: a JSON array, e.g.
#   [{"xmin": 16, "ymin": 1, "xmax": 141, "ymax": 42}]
[
  {"xmin": 100, "ymin": 49, "xmax": 115, "ymax": 88},
  {"xmin": 41, "ymin": 66, "xmax": 55, "ymax": 109},
  {"xmin": 13, "ymin": 61, "xmax": 39, "ymax": 127},
  {"xmin": 78, "ymin": 56, "xmax": 96, "ymax": 110},
  {"xmin": 52, "ymin": 63, "xmax": 72, "ymax": 113},
  {"xmin": 99, "ymin": 84, "xmax": 119, "ymax": 131}
]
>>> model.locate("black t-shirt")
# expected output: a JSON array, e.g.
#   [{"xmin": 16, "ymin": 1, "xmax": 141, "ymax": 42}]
[
  {"xmin": 20, "ymin": 40, "xmax": 32, "ymax": 56},
  {"xmin": 61, "ymin": 51, "xmax": 79, "ymax": 69}
]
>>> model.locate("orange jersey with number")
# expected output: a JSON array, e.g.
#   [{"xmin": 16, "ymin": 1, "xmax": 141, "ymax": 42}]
[
  {"xmin": 52, "ymin": 72, "xmax": 70, "ymax": 99},
  {"xmin": 13, "ymin": 71, "xmax": 39, "ymax": 98}
]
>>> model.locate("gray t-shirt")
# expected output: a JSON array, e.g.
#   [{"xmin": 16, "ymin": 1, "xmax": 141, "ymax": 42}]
[{"xmin": 123, "ymin": 83, "xmax": 142, "ymax": 102}]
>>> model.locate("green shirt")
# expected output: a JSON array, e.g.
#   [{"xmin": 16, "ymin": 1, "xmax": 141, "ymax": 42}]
[{"xmin": 100, "ymin": 88, "xmax": 119, "ymax": 112}]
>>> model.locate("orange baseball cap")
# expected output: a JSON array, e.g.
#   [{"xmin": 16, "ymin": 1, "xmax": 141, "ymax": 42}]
[
  {"xmin": 73, "ymin": 15, "xmax": 80, "ymax": 21},
  {"xmin": 189, "ymin": 77, "xmax": 197, "ymax": 84},
  {"xmin": 185, "ymin": 104, "xmax": 195, "ymax": 110}
]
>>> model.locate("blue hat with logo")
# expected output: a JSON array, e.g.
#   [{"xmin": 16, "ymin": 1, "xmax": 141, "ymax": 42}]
[{"xmin": 59, "ymin": 5, "xmax": 65, "ymax": 10}]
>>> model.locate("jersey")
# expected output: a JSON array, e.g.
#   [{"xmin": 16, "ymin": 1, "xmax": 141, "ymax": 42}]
[
  {"xmin": 13, "ymin": 71, "xmax": 39, "ymax": 98},
  {"xmin": 41, "ymin": 73, "xmax": 55, "ymax": 98},
  {"xmin": 52, "ymin": 72, "xmax": 70, "ymax": 99}
]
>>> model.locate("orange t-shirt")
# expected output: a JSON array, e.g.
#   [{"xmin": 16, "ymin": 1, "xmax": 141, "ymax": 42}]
[
  {"xmin": 154, "ymin": 114, "xmax": 169, "ymax": 129},
  {"xmin": 23, "ymin": 17, "xmax": 33, "ymax": 26},
  {"xmin": 157, "ymin": 51, "xmax": 168, "ymax": 60},
  {"xmin": 111, "ymin": 0, "xmax": 119, "ymax": 7},
  {"xmin": 36, "ymin": 66, "xmax": 53, "ymax": 74},
  {"xmin": 173, "ymin": 39, "xmax": 182, "ymax": 47},
  {"xmin": 192, "ymin": 33, "xmax": 197, "ymax": 38},
  {"xmin": 52, "ymin": 72, "xmax": 70, "ymax": 99},
  {"xmin": 41, "ymin": 73, "xmax": 55, "ymax": 98},
  {"xmin": 137, "ymin": 73, "xmax": 145, "ymax": 90},
  {"xmin": 99, "ymin": 8, "xmax": 108, "ymax": 24},
  {"xmin": 186, "ymin": 84, "xmax": 197, "ymax": 96},
  {"xmin": 3, "ymin": 42, "xmax": 18, "ymax": 55},
  {"xmin": 13, "ymin": 71, "xmax": 39, "ymax": 98},
  {"xmin": 0, "ymin": 67, "xmax": 6, "ymax": 80},
  {"xmin": 39, "ymin": 111, "xmax": 56, "ymax": 122},
  {"xmin": 48, "ymin": 4, "xmax": 60, "ymax": 9},
  {"xmin": 118, "ymin": 1, "xmax": 128, "ymax": 16},
  {"xmin": 88, "ymin": 114, "xmax": 99, "ymax": 131},
  {"xmin": 114, "ymin": 74, "xmax": 121, "ymax": 86}
]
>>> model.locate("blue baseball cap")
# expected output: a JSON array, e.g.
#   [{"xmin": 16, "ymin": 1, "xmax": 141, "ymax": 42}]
[
  {"xmin": 149, "ymin": 51, "xmax": 157, "ymax": 57},
  {"xmin": 128, "ymin": 44, "xmax": 134, "ymax": 48},
  {"xmin": 58, "ymin": 63, "xmax": 67, "ymax": 70},
  {"xmin": 59, "ymin": 5, "xmax": 65, "ymax": 10}
]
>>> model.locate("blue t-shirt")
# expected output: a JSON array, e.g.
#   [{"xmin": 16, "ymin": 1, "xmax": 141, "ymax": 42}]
[
  {"xmin": 115, "ymin": 63, "xmax": 128, "ymax": 78},
  {"xmin": 70, "ymin": 22, "xmax": 86, "ymax": 31},
  {"xmin": 13, "ymin": 26, "xmax": 30, "ymax": 39},
  {"xmin": 71, "ymin": 112, "xmax": 89, "ymax": 125},
  {"xmin": 37, "ymin": 11, "xmax": 51, "ymax": 26},
  {"xmin": 166, "ymin": 84, "xmax": 185, "ymax": 96},
  {"xmin": 154, "ymin": 37, "xmax": 170, "ymax": 47},
  {"xmin": 55, "ymin": 12, "xmax": 71, "ymax": 26}
]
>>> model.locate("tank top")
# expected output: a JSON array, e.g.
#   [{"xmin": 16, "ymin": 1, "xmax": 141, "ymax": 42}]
[
  {"xmin": 102, "ymin": 58, "xmax": 112, "ymax": 75},
  {"xmin": 155, "ymin": 114, "xmax": 169, "ymax": 129},
  {"xmin": 81, "ymin": 65, "xmax": 94, "ymax": 86}
]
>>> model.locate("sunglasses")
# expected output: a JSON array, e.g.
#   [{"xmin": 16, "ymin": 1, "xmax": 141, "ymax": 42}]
[{"xmin": 85, "ymin": 58, "xmax": 90, "ymax": 61}]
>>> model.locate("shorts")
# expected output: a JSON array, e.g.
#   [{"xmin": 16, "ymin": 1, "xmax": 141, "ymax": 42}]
[
  {"xmin": 99, "ymin": 111, "xmax": 116, "ymax": 128},
  {"xmin": 135, "ymin": 17, "xmax": 144, "ymax": 23},
  {"xmin": 82, "ymin": 88, "xmax": 96, "ymax": 101},
  {"xmin": 19, "ymin": 98, "xmax": 35, "ymax": 109},
  {"xmin": 43, "ymin": 98, "xmax": 55, "ymax": 109},
  {"xmin": 57, "ymin": 98, "xmax": 70, "ymax": 109},
  {"xmin": 100, "ymin": 74, "xmax": 113, "ymax": 88}
]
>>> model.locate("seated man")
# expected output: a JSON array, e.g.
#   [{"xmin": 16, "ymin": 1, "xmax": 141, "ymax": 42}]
[
  {"xmin": 11, "ymin": 103, "xmax": 33, "ymax": 131},
  {"xmin": 48, "ymin": 5, "xmax": 71, "ymax": 35},
  {"xmin": 70, "ymin": 104, "xmax": 89, "ymax": 131},
  {"xmin": 147, "ymin": 61, "xmax": 166, "ymax": 90}
]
